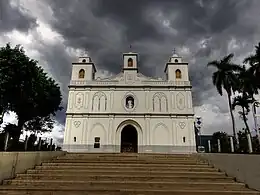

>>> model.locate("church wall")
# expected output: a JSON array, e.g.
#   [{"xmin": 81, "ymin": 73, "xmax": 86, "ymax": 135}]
[
  {"xmin": 63, "ymin": 115, "xmax": 196, "ymax": 153},
  {"xmin": 66, "ymin": 88, "xmax": 194, "ymax": 115}
]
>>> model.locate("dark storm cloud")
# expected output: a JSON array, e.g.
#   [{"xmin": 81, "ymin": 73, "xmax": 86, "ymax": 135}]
[
  {"xmin": 39, "ymin": 0, "xmax": 260, "ymax": 113},
  {"xmin": 35, "ymin": 42, "xmax": 73, "ymax": 125},
  {"xmin": 0, "ymin": 0, "xmax": 37, "ymax": 33}
]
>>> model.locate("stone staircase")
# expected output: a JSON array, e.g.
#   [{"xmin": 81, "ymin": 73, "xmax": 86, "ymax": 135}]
[{"xmin": 0, "ymin": 153, "xmax": 259, "ymax": 194}]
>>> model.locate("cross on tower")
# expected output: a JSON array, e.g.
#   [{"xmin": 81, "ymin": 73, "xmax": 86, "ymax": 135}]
[
  {"xmin": 129, "ymin": 44, "xmax": 133, "ymax": 51},
  {"xmin": 173, "ymin": 48, "xmax": 177, "ymax": 54}
]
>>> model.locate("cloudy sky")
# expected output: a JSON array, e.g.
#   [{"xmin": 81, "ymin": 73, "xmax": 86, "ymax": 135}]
[{"xmin": 1, "ymin": 0, "xmax": 260, "ymax": 144}]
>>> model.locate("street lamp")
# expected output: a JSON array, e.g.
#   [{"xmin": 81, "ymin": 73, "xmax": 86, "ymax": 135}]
[{"xmin": 252, "ymin": 100, "xmax": 260, "ymax": 143}]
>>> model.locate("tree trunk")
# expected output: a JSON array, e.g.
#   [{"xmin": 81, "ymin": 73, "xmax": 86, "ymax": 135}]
[
  {"xmin": 12, "ymin": 119, "xmax": 25, "ymax": 145},
  {"xmin": 242, "ymin": 107, "xmax": 251, "ymax": 138},
  {"xmin": 227, "ymin": 94, "xmax": 237, "ymax": 141}
]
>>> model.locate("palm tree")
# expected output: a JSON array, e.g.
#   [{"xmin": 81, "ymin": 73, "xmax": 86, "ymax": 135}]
[
  {"xmin": 236, "ymin": 65, "xmax": 258, "ymax": 98},
  {"xmin": 207, "ymin": 53, "xmax": 242, "ymax": 140},
  {"xmin": 244, "ymin": 42, "xmax": 260, "ymax": 88},
  {"xmin": 232, "ymin": 94, "xmax": 255, "ymax": 136}
]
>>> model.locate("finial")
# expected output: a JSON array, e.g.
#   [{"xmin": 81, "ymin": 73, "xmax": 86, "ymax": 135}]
[
  {"xmin": 173, "ymin": 48, "xmax": 176, "ymax": 54},
  {"xmin": 172, "ymin": 47, "xmax": 178, "ymax": 57}
]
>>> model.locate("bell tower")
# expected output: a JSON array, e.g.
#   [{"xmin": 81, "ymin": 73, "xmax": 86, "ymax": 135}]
[
  {"xmin": 123, "ymin": 46, "xmax": 138, "ymax": 72},
  {"xmin": 71, "ymin": 52, "xmax": 96, "ymax": 82},
  {"xmin": 164, "ymin": 50, "xmax": 189, "ymax": 81}
]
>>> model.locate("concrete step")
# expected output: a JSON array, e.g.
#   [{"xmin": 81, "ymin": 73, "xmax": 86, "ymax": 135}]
[
  {"xmin": 15, "ymin": 173, "xmax": 235, "ymax": 182},
  {"xmin": 65, "ymin": 153, "xmax": 195, "ymax": 157},
  {"xmin": 57, "ymin": 154, "xmax": 198, "ymax": 159},
  {"xmin": 38, "ymin": 164, "xmax": 218, "ymax": 172},
  {"xmin": 2, "ymin": 180, "xmax": 248, "ymax": 191},
  {"xmin": 41, "ymin": 162, "xmax": 211, "ymax": 168},
  {"xmin": 50, "ymin": 159, "xmax": 208, "ymax": 165},
  {"xmin": 57, "ymin": 155, "xmax": 198, "ymax": 160},
  {"xmin": 26, "ymin": 169, "xmax": 226, "ymax": 177},
  {"xmin": 0, "ymin": 187, "xmax": 259, "ymax": 195}
]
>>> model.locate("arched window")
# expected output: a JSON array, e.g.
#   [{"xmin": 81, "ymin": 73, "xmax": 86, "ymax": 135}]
[
  {"xmin": 183, "ymin": 137, "xmax": 186, "ymax": 143},
  {"xmin": 79, "ymin": 69, "xmax": 85, "ymax": 79},
  {"xmin": 175, "ymin": 59, "xmax": 178, "ymax": 63},
  {"xmin": 175, "ymin": 69, "xmax": 182, "ymax": 79},
  {"xmin": 128, "ymin": 58, "xmax": 133, "ymax": 67}
]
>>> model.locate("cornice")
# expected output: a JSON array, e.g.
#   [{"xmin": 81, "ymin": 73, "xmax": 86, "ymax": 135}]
[
  {"xmin": 66, "ymin": 112, "xmax": 194, "ymax": 117},
  {"xmin": 68, "ymin": 85, "xmax": 192, "ymax": 89}
]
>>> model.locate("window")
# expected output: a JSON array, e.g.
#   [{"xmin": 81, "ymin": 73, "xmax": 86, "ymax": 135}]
[
  {"xmin": 183, "ymin": 137, "xmax": 186, "ymax": 143},
  {"xmin": 79, "ymin": 69, "xmax": 85, "ymax": 79},
  {"xmin": 175, "ymin": 59, "xmax": 178, "ymax": 63},
  {"xmin": 95, "ymin": 137, "xmax": 100, "ymax": 143},
  {"xmin": 128, "ymin": 58, "xmax": 133, "ymax": 67},
  {"xmin": 74, "ymin": 137, "xmax": 76, "ymax": 142},
  {"xmin": 94, "ymin": 137, "xmax": 100, "ymax": 148},
  {"xmin": 175, "ymin": 69, "xmax": 182, "ymax": 79},
  {"xmin": 82, "ymin": 59, "xmax": 86, "ymax": 63}
]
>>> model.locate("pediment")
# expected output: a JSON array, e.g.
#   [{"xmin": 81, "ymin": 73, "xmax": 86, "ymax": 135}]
[{"xmin": 94, "ymin": 71, "xmax": 164, "ymax": 84}]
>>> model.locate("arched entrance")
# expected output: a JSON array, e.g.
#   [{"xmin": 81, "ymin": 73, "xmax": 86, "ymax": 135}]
[{"xmin": 120, "ymin": 125, "xmax": 138, "ymax": 153}]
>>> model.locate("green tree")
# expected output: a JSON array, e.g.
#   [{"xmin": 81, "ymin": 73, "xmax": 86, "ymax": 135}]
[
  {"xmin": 244, "ymin": 42, "xmax": 260, "ymax": 88},
  {"xmin": 207, "ymin": 54, "xmax": 242, "ymax": 140},
  {"xmin": 232, "ymin": 94, "xmax": 254, "ymax": 136},
  {"xmin": 24, "ymin": 115, "xmax": 54, "ymax": 135},
  {"xmin": 27, "ymin": 134, "xmax": 38, "ymax": 151},
  {"xmin": 235, "ymin": 65, "xmax": 258, "ymax": 98},
  {"xmin": 0, "ymin": 43, "xmax": 62, "ymax": 144},
  {"xmin": 237, "ymin": 130, "xmax": 249, "ymax": 153},
  {"xmin": 211, "ymin": 131, "xmax": 230, "ymax": 153}
]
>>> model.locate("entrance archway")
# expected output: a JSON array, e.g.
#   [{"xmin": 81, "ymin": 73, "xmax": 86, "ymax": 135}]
[{"xmin": 120, "ymin": 125, "xmax": 138, "ymax": 153}]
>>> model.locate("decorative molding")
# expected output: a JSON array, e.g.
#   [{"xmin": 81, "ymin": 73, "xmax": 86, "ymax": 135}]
[
  {"xmin": 68, "ymin": 91, "xmax": 74, "ymax": 109},
  {"xmin": 84, "ymin": 92, "xmax": 89, "ymax": 109},
  {"xmin": 92, "ymin": 91, "xmax": 107, "ymax": 111},
  {"xmin": 176, "ymin": 92, "xmax": 185, "ymax": 110},
  {"xmin": 75, "ymin": 92, "xmax": 84, "ymax": 109},
  {"xmin": 152, "ymin": 92, "xmax": 168, "ymax": 112},
  {"xmin": 74, "ymin": 121, "xmax": 81, "ymax": 128},
  {"xmin": 69, "ymin": 80, "xmax": 191, "ymax": 88},
  {"xmin": 153, "ymin": 122, "xmax": 168, "ymax": 131},
  {"xmin": 179, "ymin": 121, "xmax": 186, "ymax": 129},
  {"xmin": 66, "ymin": 112, "xmax": 195, "ymax": 116},
  {"xmin": 171, "ymin": 92, "xmax": 175, "ymax": 109},
  {"xmin": 89, "ymin": 122, "xmax": 107, "ymax": 144}
]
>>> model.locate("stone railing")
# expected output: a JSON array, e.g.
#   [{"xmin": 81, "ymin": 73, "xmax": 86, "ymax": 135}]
[{"xmin": 70, "ymin": 80, "xmax": 191, "ymax": 87}]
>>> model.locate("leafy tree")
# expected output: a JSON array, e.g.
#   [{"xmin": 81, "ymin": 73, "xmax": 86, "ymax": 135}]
[
  {"xmin": 27, "ymin": 134, "xmax": 38, "ymax": 151},
  {"xmin": 237, "ymin": 130, "xmax": 249, "ymax": 153},
  {"xmin": 232, "ymin": 94, "xmax": 255, "ymax": 136},
  {"xmin": 252, "ymin": 135, "xmax": 260, "ymax": 153},
  {"xmin": 244, "ymin": 42, "xmax": 260, "ymax": 88},
  {"xmin": 211, "ymin": 131, "xmax": 231, "ymax": 153},
  {"xmin": 24, "ymin": 115, "xmax": 54, "ymax": 134},
  {"xmin": 3, "ymin": 123, "xmax": 20, "ymax": 141},
  {"xmin": 0, "ymin": 43, "xmax": 62, "ymax": 144},
  {"xmin": 207, "ymin": 54, "xmax": 242, "ymax": 140},
  {"xmin": 235, "ymin": 65, "xmax": 258, "ymax": 98},
  {"xmin": 0, "ymin": 131, "xmax": 5, "ymax": 150}
]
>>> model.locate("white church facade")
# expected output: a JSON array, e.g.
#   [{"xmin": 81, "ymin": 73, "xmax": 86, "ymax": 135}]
[{"xmin": 63, "ymin": 51, "xmax": 197, "ymax": 153}]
